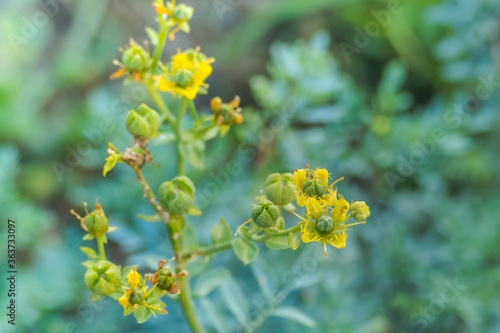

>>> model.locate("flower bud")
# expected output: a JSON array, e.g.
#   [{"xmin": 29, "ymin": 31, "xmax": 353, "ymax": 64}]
[
  {"xmin": 264, "ymin": 173, "xmax": 295, "ymax": 206},
  {"xmin": 251, "ymin": 199, "xmax": 280, "ymax": 228},
  {"xmin": 84, "ymin": 260, "xmax": 121, "ymax": 297},
  {"xmin": 159, "ymin": 176, "xmax": 195, "ymax": 216},
  {"xmin": 172, "ymin": 3, "xmax": 194, "ymax": 21},
  {"xmin": 84, "ymin": 207, "xmax": 109, "ymax": 237},
  {"xmin": 350, "ymin": 201, "xmax": 370, "ymax": 221},
  {"xmin": 122, "ymin": 43, "xmax": 150, "ymax": 73},
  {"xmin": 128, "ymin": 288, "xmax": 144, "ymax": 305},
  {"xmin": 303, "ymin": 178, "xmax": 325, "ymax": 198},
  {"xmin": 316, "ymin": 216, "xmax": 334, "ymax": 234},
  {"xmin": 156, "ymin": 267, "xmax": 176, "ymax": 291},
  {"xmin": 126, "ymin": 104, "xmax": 161, "ymax": 138}
]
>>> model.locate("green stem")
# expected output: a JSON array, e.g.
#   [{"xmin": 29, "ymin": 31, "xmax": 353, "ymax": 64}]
[
  {"xmin": 184, "ymin": 224, "xmax": 302, "ymax": 260},
  {"xmin": 133, "ymin": 167, "xmax": 204, "ymax": 332},
  {"xmin": 175, "ymin": 98, "xmax": 188, "ymax": 176},
  {"xmin": 145, "ymin": 80, "xmax": 176, "ymax": 125},
  {"xmin": 251, "ymin": 224, "xmax": 302, "ymax": 242},
  {"xmin": 97, "ymin": 236, "xmax": 106, "ymax": 260},
  {"xmin": 150, "ymin": 20, "xmax": 169, "ymax": 74},
  {"xmin": 187, "ymin": 99, "xmax": 199, "ymax": 122},
  {"xmin": 167, "ymin": 223, "xmax": 205, "ymax": 333}
]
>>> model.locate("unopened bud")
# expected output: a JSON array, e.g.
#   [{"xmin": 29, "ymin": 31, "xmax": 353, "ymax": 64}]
[
  {"xmin": 303, "ymin": 178, "xmax": 325, "ymax": 198},
  {"xmin": 264, "ymin": 173, "xmax": 295, "ymax": 206},
  {"xmin": 126, "ymin": 104, "xmax": 161, "ymax": 138},
  {"xmin": 84, "ymin": 260, "xmax": 121, "ymax": 297},
  {"xmin": 350, "ymin": 201, "xmax": 370, "ymax": 221},
  {"xmin": 251, "ymin": 199, "xmax": 280, "ymax": 228},
  {"xmin": 122, "ymin": 43, "xmax": 150, "ymax": 73},
  {"xmin": 159, "ymin": 176, "xmax": 196, "ymax": 216}
]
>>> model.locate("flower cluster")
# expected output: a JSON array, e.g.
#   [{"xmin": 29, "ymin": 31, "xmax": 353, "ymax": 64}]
[
  {"xmin": 158, "ymin": 48, "xmax": 214, "ymax": 100},
  {"xmin": 291, "ymin": 165, "xmax": 370, "ymax": 256},
  {"xmin": 119, "ymin": 268, "xmax": 167, "ymax": 316}
]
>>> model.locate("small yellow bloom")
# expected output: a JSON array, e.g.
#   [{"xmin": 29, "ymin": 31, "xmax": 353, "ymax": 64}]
[
  {"xmin": 293, "ymin": 169, "xmax": 307, "ymax": 190},
  {"xmin": 154, "ymin": 1, "xmax": 194, "ymax": 40},
  {"xmin": 331, "ymin": 195, "xmax": 349, "ymax": 224},
  {"xmin": 127, "ymin": 268, "xmax": 141, "ymax": 288},
  {"xmin": 313, "ymin": 168, "xmax": 330, "ymax": 188},
  {"xmin": 118, "ymin": 268, "xmax": 167, "ymax": 316},
  {"xmin": 305, "ymin": 197, "xmax": 324, "ymax": 220},
  {"xmin": 158, "ymin": 48, "xmax": 214, "ymax": 100}
]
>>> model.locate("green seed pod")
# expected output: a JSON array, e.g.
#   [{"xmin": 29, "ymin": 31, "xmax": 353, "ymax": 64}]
[
  {"xmin": 174, "ymin": 69, "xmax": 194, "ymax": 88},
  {"xmin": 316, "ymin": 216, "xmax": 334, "ymax": 234},
  {"xmin": 84, "ymin": 209, "xmax": 108, "ymax": 237},
  {"xmin": 84, "ymin": 260, "xmax": 121, "ymax": 297},
  {"xmin": 126, "ymin": 104, "xmax": 161, "ymax": 138},
  {"xmin": 157, "ymin": 267, "xmax": 175, "ymax": 291},
  {"xmin": 122, "ymin": 43, "xmax": 150, "ymax": 73},
  {"xmin": 251, "ymin": 199, "xmax": 280, "ymax": 228},
  {"xmin": 159, "ymin": 176, "xmax": 196, "ymax": 216},
  {"xmin": 264, "ymin": 173, "xmax": 296, "ymax": 206},
  {"xmin": 128, "ymin": 288, "xmax": 144, "ymax": 305},
  {"xmin": 350, "ymin": 201, "xmax": 370, "ymax": 221},
  {"xmin": 303, "ymin": 178, "xmax": 325, "ymax": 198}
]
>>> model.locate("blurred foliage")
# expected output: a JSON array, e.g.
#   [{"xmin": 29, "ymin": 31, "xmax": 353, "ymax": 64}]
[{"xmin": 1, "ymin": 0, "xmax": 499, "ymax": 332}]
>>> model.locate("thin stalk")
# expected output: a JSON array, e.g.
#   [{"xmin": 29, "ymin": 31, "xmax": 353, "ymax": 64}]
[
  {"xmin": 97, "ymin": 236, "xmax": 106, "ymax": 260},
  {"xmin": 145, "ymin": 80, "xmax": 176, "ymax": 125},
  {"xmin": 175, "ymin": 99, "xmax": 188, "ymax": 176},
  {"xmin": 187, "ymin": 99, "xmax": 199, "ymax": 122},
  {"xmin": 150, "ymin": 20, "xmax": 169, "ymax": 74},
  {"xmin": 133, "ymin": 167, "xmax": 204, "ymax": 332},
  {"xmin": 184, "ymin": 224, "xmax": 302, "ymax": 260}
]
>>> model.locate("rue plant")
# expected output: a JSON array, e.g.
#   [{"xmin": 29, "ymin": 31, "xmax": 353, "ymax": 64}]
[{"xmin": 71, "ymin": 1, "xmax": 371, "ymax": 331}]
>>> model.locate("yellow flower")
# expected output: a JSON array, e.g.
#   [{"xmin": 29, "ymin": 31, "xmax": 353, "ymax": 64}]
[
  {"xmin": 292, "ymin": 165, "xmax": 343, "ymax": 208},
  {"xmin": 293, "ymin": 168, "xmax": 307, "ymax": 190},
  {"xmin": 298, "ymin": 218, "xmax": 363, "ymax": 256},
  {"xmin": 313, "ymin": 168, "xmax": 330, "ymax": 187},
  {"xmin": 305, "ymin": 197, "xmax": 324, "ymax": 220},
  {"xmin": 154, "ymin": 1, "xmax": 194, "ymax": 40},
  {"xmin": 331, "ymin": 195, "xmax": 349, "ymax": 224},
  {"xmin": 118, "ymin": 268, "xmax": 167, "ymax": 316},
  {"xmin": 158, "ymin": 48, "xmax": 214, "ymax": 100}
]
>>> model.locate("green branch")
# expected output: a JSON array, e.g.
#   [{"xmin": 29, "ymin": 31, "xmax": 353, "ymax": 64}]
[
  {"xmin": 175, "ymin": 98, "xmax": 188, "ymax": 176},
  {"xmin": 184, "ymin": 224, "xmax": 302, "ymax": 260}
]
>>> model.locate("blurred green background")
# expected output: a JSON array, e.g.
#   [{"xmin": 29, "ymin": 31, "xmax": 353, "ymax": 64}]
[{"xmin": 1, "ymin": 0, "xmax": 499, "ymax": 332}]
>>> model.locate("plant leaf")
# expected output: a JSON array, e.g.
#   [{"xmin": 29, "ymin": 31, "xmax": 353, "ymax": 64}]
[
  {"xmin": 200, "ymin": 298, "xmax": 229, "ymax": 333},
  {"xmin": 170, "ymin": 215, "xmax": 186, "ymax": 235},
  {"xmin": 193, "ymin": 268, "xmax": 230, "ymax": 298},
  {"xmin": 265, "ymin": 236, "xmax": 290, "ymax": 250},
  {"xmin": 272, "ymin": 306, "xmax": 317, "ymax": 328},
  {"xmin": 288, "ymin": 231, "xmax": 301, "ymax": 250},
  {"xmin": 180, "ymin": 140, "xmax": 205, "ymax": 170},
  {"xmin": 180, "ymin": 222, "xmax": 198, "ymax": 253},
  {"xmin": 211, "ymin": 217, "xmax": 232, "ymax": 244},
  {"xmin": 80, "ymin": 247, "xmax": 97, "ymax": 259},
  {"xmin": 232, "ymin": 238, "xmax": 259, "ymax": 265},
  {"xmin": 134, "ymin": 305, "xmax": 153, "ymax": 324},
  {"xmin": 145, "ymin": 26, "xmax": 159, "ymax": 45},
  {"xmin": 220, "ymin": 277, "xmax": 249, "ymax": 328}
]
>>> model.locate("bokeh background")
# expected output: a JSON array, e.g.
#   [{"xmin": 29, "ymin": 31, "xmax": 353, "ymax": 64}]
[{"xmin": 1, "ymin": 0, "xmax": 500, "ymax": 332}]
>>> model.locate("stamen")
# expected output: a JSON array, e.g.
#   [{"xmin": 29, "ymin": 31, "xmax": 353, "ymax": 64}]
[
  {"xmin": 340, "ymin": 221, "xmax": 366, "ymax": 228},
  {"xmin": 234, "ymin": 218, "xmax": 252, "ymax": 236},
  {"xmin": 331, "ymin": 176, "xmax": 344, "ymax": 186},
  {"xmin": 289, "ymin": 210, "xmax": 309, "ymax": 223},
  {"xmin": 144, "ymin": 283, "xmax": 157, "ymax": 298}
]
